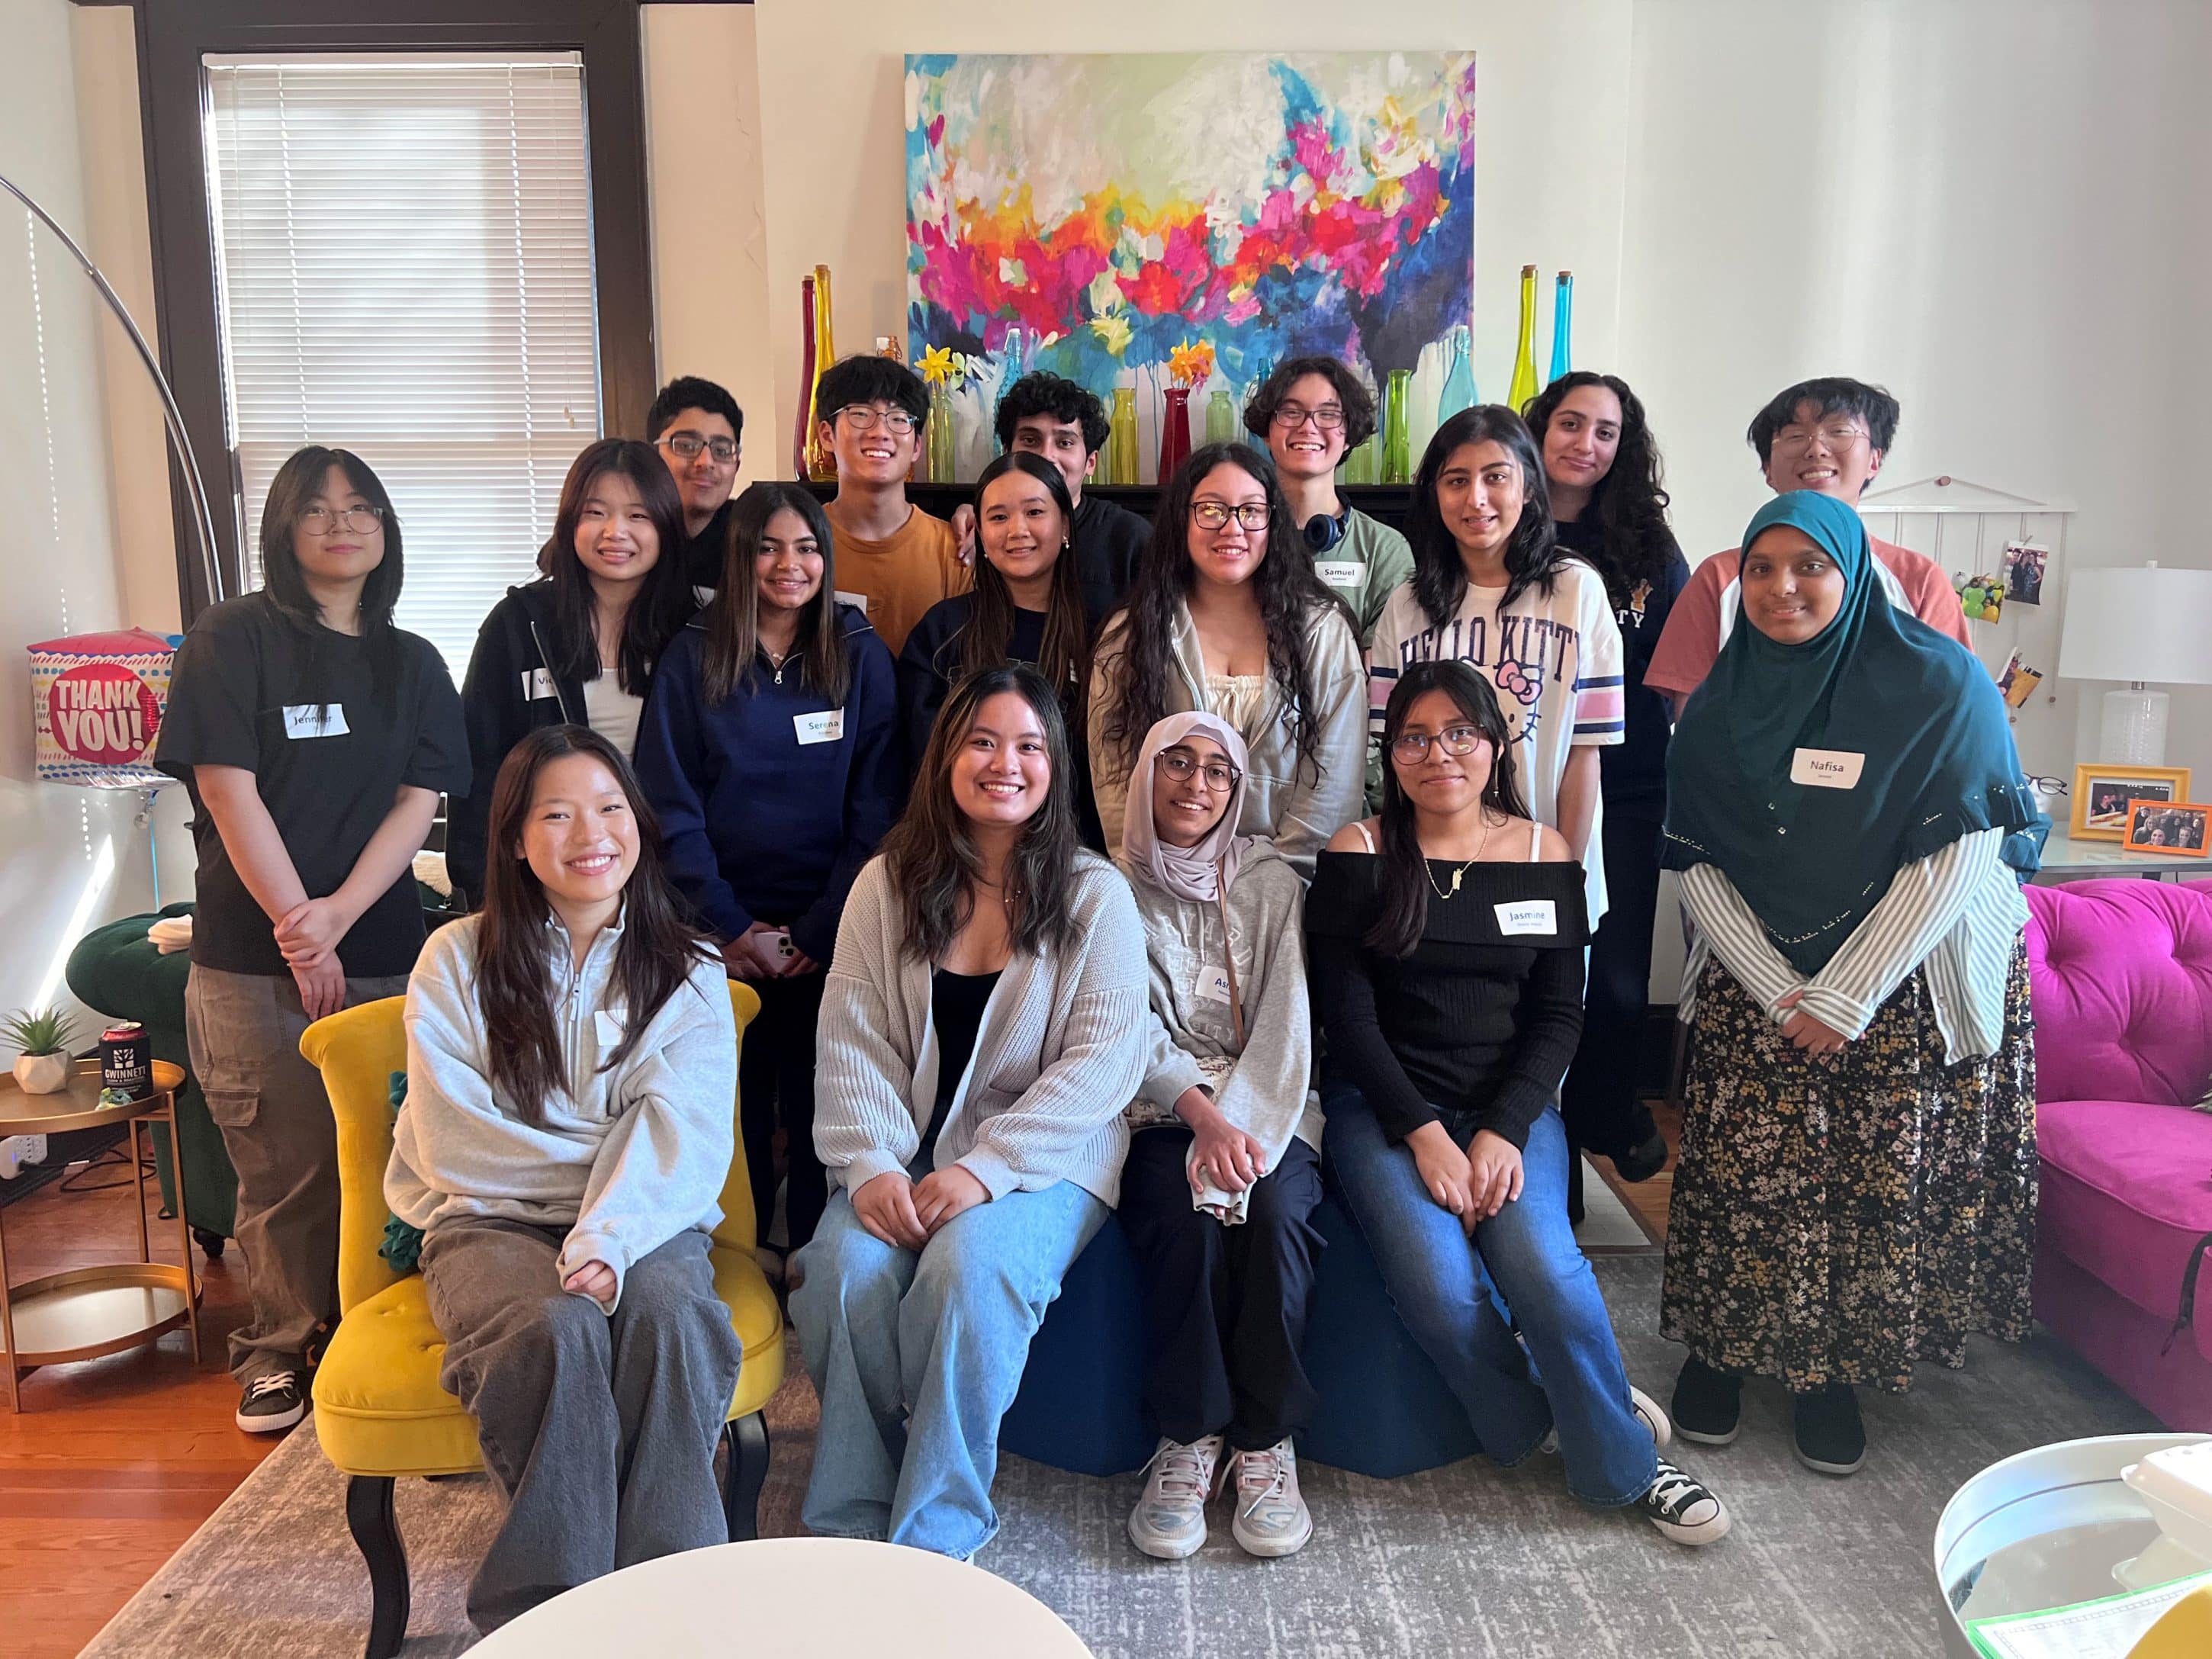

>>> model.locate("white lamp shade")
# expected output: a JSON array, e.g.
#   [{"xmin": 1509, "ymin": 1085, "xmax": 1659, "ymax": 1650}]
[{"xmin": 2057, "ymin": 565, "xmax": 2212, "ymax": 685}]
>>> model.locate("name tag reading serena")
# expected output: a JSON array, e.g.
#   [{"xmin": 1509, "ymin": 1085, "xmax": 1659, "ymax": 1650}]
[{"xmin": 1789, "ymin": 748, "xmax": 1866, "ymax": 789}]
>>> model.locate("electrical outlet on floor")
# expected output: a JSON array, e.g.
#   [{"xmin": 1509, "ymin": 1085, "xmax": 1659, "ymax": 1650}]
[{"xmin": 0, "ymin": 1134, "xmax": 50, "ymax": 1180}]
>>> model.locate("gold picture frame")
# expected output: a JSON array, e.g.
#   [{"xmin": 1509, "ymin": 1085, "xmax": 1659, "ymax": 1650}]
[{"xmin": 2071, "ymin": 762, "xmax": 2194, "ymax": 841}]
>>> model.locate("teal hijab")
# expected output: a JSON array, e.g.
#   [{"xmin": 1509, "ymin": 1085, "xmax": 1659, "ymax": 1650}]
[{"xmin": 1662, "ymin": 491, "xmax": 2038, "ymax": 974}]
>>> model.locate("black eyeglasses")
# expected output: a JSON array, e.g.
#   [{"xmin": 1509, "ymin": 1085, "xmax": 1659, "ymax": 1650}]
[
  {"xmin": 833, "ymin": 406, "xmax": 918, "ymax": 436},
  {"xmin": 658, "ymin": 432, "xmax": 738, "ymax": 464},
  {"xmin": 1156, "ymin": 748, "xmax": 1241, "ymax": 792},
  {"xmin": 298, "ymin": 506, "xmax": 384, "ymax": 535},
  {"xmin": 1191, "ymin": 500, "xmax": 1270, "ymax": 532},
  {"xmin": 1272, "ymin": 403, "xmax": 1346, "ymax": 432},
  {"xmin": 1390, "ymin": 725, "xmax": 1487, "ymax": 764}
]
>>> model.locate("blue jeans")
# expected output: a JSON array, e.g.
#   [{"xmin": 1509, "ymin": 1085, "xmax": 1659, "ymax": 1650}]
[
  {"xmin": 1323, "ymin": 1088, "xmax": 1657, "ymax": 1506},
  {"xmin": 789, "ymin": 1174, "xmax": 1107, "ymax": 1558}
]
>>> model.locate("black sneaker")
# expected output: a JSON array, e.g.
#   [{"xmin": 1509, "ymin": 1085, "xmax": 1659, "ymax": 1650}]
[
  {"xmin": 1792, "ymin": 1383, "xmax": 1865, "ymax": 1476},
  {"xmin": 1670, "ymin": 1355, "xmax": 1742, "ymax": 1445},
  {"xmin": 1612, "ymin": 1130, "xmax": 1671, "ymax": 1183},
  {"xmin": 236, "ymin": 1370, "xmax": 306, "ymax": 1434},
  {"xmin": 1637, "ymin": 1458, "xmax": 1731, "ymax": 1545}
]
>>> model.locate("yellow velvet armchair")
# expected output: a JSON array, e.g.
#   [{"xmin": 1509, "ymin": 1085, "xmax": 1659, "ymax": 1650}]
[{"xmin": 301, "ymin": 982, "xmax": 783, "ymax": 1659}]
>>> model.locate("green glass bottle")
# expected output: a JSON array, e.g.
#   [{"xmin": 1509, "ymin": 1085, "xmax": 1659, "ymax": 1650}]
[
  {"xmin": 926, "ymin": 384, "xmax": 957, "ymax": 484},
  {"xmin": 1381, "ymin": 368, "xmax": 1413, "ymax": 484},
  {"xmin": 1204, "ymin": 387, "xmax": 1236, "ymax": 445},
  {"xmin": 1507, "ymin": 264, "xmax": 1539, "ymax": 415}
]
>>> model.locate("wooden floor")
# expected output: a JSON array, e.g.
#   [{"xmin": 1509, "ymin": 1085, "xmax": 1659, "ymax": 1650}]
[{"xmin": 0, "ymin": 1108, "xmax": 1685, "ymax": 1657}]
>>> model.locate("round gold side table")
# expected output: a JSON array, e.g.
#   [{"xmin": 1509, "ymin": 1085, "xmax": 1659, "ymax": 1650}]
[{"xmin": 0, "ymin": 1058, "xmax": 201, "ymax": 1410}]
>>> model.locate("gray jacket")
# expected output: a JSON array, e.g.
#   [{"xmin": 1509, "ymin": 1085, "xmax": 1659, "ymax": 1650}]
[
  {"xmin": 812, "ymin": 852, "xmax": 1149, "ymax": 1207},
  {"xmin": 1089, "ymin": 600, "xmax": 1367, "ymax": 879},
  {"xmin": 387, "ymin": 912, "xmax": 737, "ymax": 1310}
]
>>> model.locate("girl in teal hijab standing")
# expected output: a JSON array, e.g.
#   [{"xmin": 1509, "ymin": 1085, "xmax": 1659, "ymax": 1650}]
[{"xmin": 1657, "ymin": 490, "xmax": 2040, "ymax": 1479}]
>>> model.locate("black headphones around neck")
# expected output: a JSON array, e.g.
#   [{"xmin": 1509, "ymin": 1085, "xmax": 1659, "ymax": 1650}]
[{"xmin": 1303, "ymin": 508, "xmax": 1352, "ymax": 554}]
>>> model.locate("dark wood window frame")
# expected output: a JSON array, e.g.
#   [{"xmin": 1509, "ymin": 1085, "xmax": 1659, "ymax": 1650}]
[{"xmin": 130, "ymin": 0, "xmax": 657, "ymax": 620}]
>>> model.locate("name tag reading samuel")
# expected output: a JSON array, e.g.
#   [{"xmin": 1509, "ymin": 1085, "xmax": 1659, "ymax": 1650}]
[
  {"xmin": 795, "ymin": 709, "xmax": 845, "ymax": 744},
  {"xmin": 1790, "ymin": 748, "xmax": 1866, "ymax": 789},
  {"xmin": 282, "ymin": 704, "xmax": 349, "ymax": 738},
  {"xmin": 1494, "ymin": 899, "xmax": 1557, "ymax": 937},
  {"xmin": 1313, "ymin": 560, "xmax": 1363, "ymax": 590}
]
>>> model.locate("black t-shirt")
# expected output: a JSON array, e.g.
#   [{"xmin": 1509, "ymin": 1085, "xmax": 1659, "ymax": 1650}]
[
  {"xmin": 1551, "ymin": 516, "xmax": 1690, "ymax": 815},
  {"xmin": 155, "ymin": 593, "xmax": 470, "ymax": 978}
]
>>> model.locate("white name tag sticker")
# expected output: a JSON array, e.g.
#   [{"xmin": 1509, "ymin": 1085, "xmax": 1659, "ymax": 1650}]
[
  {"xmin": 1314, "ymin": 559, "xmax": 1363, "ymax": 589},
  {"xmin": 521, "ymin": 667, "xmax": 558, "ymax": 701},
  {"xmin": 593, "ymin": 1008, "xmax": 625, "ymax": 1049},
  {"xmin": 1195, "ymin": 966, "xmax": 1234, "ymax": 1005},
  {"xmin": 794, "ymin": 709, "xmax": 845, "ymax": 744},
  {"xmin": 834, "ymin": 588, "xmax": 869, "ymax": 615},
  {"xmin": 1790, "ymin": 748, "xmax": 1866, "ymax": 789},
  {"xmin": 1494, "ymin": 899, "xmax": 1557, "ymax": 937},
  {"xmin": 281, "ymin": 703, "xmax": 348, "ymax": 738}
]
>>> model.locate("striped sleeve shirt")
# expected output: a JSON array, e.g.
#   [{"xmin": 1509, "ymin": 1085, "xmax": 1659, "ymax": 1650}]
[{"xmin": 1677, "ymin": 828, "xmax": 2024, "ymax": 1063}]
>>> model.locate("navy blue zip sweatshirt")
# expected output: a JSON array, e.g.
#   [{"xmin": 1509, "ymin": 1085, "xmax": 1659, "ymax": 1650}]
[{"xmin": 632, "ymin": 605, "xmax": 900, "ymax": 962}]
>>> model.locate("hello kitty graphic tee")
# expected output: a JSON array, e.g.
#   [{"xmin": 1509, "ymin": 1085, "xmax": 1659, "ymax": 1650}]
[{"xmin": 1367, "ymin": 559, "xmax": 1625, "ymax": 925}]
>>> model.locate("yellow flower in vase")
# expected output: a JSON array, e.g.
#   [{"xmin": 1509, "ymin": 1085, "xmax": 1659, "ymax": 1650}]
[
  {"xmin": 1166, "ymin": 338, "xmax": 1216, "ymax": 388},
  {"xmin": 920, "ymin": 345, "xmax": 958, "ymax": 387}
]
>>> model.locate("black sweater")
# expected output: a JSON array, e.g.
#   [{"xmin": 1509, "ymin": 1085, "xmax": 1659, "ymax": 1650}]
[
  {"xmin": 1306, "ymin": 851, "xmax": 1589, "ymax": 1149},
  {"xmin": 1071, "ymin": 493, "xmax": 1149, "ymax": 620}
]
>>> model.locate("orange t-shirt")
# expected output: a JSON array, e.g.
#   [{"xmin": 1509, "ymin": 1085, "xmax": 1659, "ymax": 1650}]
[
  {"xmin": 821, "ymin": 500, "xmax": 970, "ymax": 656},
  {"xmin": 1643, "ymin": 533, "xmax": 1972, "ymax": 704}
]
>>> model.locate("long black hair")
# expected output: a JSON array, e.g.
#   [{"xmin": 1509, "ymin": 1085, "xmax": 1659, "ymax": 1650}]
[
  {"xmin": 1407, "ymin": 406, "xmax": 1571, "ymax": 625},
  {"xmin": 701, "ymin": 481, "xmax": 850, "ymax": 705},
  {"xmin": 259, "ymin": 445, "xmax": 405, "ymax": 706},
  {"xmin": 1097, "ymin": 441, "xmax": 1347, "ymax": 776},
  {"xmin": 539, "ymin": 439, "xmax": 693, "ymax": 696},
  {"xmin": 1522, "ymin": 371, "xmax": 1676, "ymax": 604},
  {"xmin": 1368, "ymin": 661, "xmax": 1528, "ymax": 959},
  {"xmin": 476, "ymin": 725, "xmax": 718, "ymax": 1127},
  {"xmin": 959, "ymin": 452, "xmax": 1088, "ymax": 697},
  {"xmin": 879, "ymin": 665, "xmax": 1084, "ymax": 963}
]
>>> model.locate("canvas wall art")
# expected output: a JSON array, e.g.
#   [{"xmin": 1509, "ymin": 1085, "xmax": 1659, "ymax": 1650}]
[{"xmin": 905, "ymin": 50, "xmax": 1475, "ymax": 474}]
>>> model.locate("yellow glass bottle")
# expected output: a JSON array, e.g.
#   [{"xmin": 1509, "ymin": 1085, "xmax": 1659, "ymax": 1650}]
[
  {"xmin": 1507, "ymin": 263, "xmax": 1539, "ymax": 416},
  {"xmin": 804, "ymin": 264, "xmax": 838, "ymax": 481}
]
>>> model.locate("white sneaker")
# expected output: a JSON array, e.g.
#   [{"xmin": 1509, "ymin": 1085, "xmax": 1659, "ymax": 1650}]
[
  {"xmin": 1638, "ymin": 1458, "xmax": 1731, "ymax": 1546},
  {"xmin": 1127, "ymin": 1435, "xmax": 1223, "ymax": 1560},
  {"xmin": 1228, "ymin": 1438, "xmax": 1313, "ymax": 1558}
]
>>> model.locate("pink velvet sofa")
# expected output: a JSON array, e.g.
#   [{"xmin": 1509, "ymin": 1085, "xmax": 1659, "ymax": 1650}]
[{"xmin": 2026, "ymin": 879, "xmax": 2212, "ymax": 1429}]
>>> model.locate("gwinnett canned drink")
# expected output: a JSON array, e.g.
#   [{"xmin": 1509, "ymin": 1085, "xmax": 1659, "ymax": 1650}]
[{"xmin": 99, "ymin": 1021, "xmax": 152, "ymax": 1100}]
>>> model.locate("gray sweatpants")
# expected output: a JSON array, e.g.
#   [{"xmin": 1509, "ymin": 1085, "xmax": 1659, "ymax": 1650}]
[
  {"xmin": 420, "ymin": 1218, "xmax": 743, "ymax": 1634},
  {"xmin": 184, "ymin": 963, "xmax": 410, "ymax": 1384}
]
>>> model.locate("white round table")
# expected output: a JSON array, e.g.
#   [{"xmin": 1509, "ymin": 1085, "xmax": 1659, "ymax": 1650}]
[{"xmin": 466, "ymin": 1536, "xmax": 1093, "ymax": 1657}]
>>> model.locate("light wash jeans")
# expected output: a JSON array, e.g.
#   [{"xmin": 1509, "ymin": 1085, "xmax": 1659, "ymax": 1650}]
[
  {"xmin": 789, "ymin": 1172, "xmax": 1107, "ymax": 1558},
  {"xmin": 1324, "ymin": 1088, "xmax": 1658, "ymax": 1506}
]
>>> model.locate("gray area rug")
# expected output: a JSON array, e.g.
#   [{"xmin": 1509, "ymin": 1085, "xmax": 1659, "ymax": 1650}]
[{"xmin": 81, "ymin": 1258, "xmax": 2153, "ymax": 1658}]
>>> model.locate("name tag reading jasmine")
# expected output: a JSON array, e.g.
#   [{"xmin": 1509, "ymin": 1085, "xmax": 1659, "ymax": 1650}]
[
  {"xmin": 834, "ymin": 589, "xmax": 869, "ymax": 615},
  {"xmin": 1789, "ymin": 748, "xmax": 1866, "ymax": 789},
  {"xmin": 794, "ymin": 709, "xmax": 845, "ymax": 744},
  {"xmin": 281, "ymin": 704, "xmax": 348, "ymax": 738},
  {"xmin": 1494, "ymin": 899, "xmax": 1557, "ymax": 937},
  {"xmin": 522, "ymin": 667, "xmax": 558, "ymax": 701},
  {"xmin": 593, "ymin": 1009, "xmax": 625, "ymax": 1048},
  {"xmin": 1313, "ymin": 560, "xmax": 1363, "ymax": 589}
]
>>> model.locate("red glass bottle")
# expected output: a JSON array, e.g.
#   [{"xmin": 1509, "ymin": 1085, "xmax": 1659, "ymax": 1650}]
[{"xmin": 1157, "ymin": 387, "xmax": 1192, "ymax": 482}]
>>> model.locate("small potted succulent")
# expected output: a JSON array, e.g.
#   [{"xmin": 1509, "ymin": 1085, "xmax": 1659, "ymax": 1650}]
[{"xmin": 5, "ymin": 1007, "xmax": 79, "ymax": 1095}]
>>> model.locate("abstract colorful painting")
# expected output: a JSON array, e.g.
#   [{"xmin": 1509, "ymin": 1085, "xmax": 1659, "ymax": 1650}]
[{"xmin": 905, "ymin": 50, "xmax": 1475, "ymax": 412}]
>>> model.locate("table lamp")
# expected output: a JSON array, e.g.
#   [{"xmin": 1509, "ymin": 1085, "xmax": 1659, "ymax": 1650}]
[{"xmin": 2056, "ymin": 563, "xmax": 2212, "ymax": 765}]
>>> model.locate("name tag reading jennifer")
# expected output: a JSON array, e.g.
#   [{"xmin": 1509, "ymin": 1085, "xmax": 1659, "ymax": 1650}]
[
  {"xmin": 281, "ymin": 703, "xmax": 349, "ymax": 738},
  {"xmin": 1313, "ymin": 560, "xmax": 1363, "ymax": 589},
  {"xmin": 522, "ymin": 667, "xmax": 558, "ymax": 701},
  {"xmin": 1494, "ymin": 899, "xmax": 1557, "ymax": 937},
  {"xmin": 794, "ymin": 709, "xmax": 845, "ymax": 745},
  {"xmin": 1789, "ymin": 748, "xmax": 1866, "ymax": 789}
]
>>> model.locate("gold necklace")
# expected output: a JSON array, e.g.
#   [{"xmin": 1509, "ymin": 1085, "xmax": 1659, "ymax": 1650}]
[{"xmin": 1423, "ymin": 810, "xmax": 1494, "ymax": 901}]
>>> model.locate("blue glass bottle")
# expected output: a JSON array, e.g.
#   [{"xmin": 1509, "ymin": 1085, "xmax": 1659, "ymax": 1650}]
[
  {"xmin": 1548, "ymin": 272, "xmax": 1574, "ymax": 384},
  {"xmin": 1437, "ymin": 325, "xmax": 1477, "ymax": 421}
]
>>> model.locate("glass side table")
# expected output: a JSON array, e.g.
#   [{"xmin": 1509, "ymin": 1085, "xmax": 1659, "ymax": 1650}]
[{"xmin": 0, "ymin": 1057, "xmax": 201, "ymax": 1410}]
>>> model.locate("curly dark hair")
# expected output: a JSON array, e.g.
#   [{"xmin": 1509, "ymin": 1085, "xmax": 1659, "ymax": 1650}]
[
  {"xmin": 1095, "ymin": 442, "xmax": 1349, "ymax": 780},
  {"xmin": 1407, "ymin": 406, "xmax": 1571, "ymax": 625},
  {"xmin": 1243, "ymin": 355, "xmax": 1378, "ymax": 450},
  {"xmin": 1522, "ymin": 371, "xmax": 1676, "ymax": 603},
  {"xmin": 994, "ymin": 371, "xmax": 1110, "ymax": 454}
]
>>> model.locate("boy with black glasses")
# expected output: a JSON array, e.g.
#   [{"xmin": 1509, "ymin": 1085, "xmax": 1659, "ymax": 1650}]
[{"xmin": 648, "ymin": 375, "xmax": 745, "ymax": 593}]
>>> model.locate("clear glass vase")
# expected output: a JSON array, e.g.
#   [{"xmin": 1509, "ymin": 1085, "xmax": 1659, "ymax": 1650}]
[
  {"xmin": 1438, "ymin": 325, "xmax": 1476, "ymax": 422},
  {"xmin": 1204, "ymin": 388, "xmax": 1236, "ymax": 445}
]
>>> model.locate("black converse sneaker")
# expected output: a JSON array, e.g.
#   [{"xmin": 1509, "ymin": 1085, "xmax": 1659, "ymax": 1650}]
[
  {"xmin": 1638, "ymin": 1458, "xmax": 1731, "ymax": 1545},
  {"xmin": 236, "ymin": 1370, "xmax": 306, "ymax": 1434}
]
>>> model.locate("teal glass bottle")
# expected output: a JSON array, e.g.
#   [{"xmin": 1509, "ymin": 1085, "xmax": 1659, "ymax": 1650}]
[
  {"xmin": 1438, "ymin": 324, "xmax": 1477, "ymax": 421},
  {"xmin": 1548, "ymin": 272, "xmax": 1574, "ymax": 384}
]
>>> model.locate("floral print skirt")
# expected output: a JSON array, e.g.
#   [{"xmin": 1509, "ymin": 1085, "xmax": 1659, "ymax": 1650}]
[{"xmin": 1660, "ymin": 942, "xmax": 2037, "ymax": 1393}]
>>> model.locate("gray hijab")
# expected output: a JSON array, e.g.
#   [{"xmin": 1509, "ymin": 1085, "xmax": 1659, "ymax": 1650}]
[{"xmin": 1122, "ymin": 712, "xmax": 1256, "ymax": 904}]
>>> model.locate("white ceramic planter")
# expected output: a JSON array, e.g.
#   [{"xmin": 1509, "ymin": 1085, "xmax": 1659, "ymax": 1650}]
[{"xmin": 11, "ymin": 1051, "xmax": 70, "ymax": 1095}]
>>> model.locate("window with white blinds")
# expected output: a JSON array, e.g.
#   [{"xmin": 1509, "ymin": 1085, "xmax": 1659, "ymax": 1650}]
[{"xmin": 204, "ymin": 52, "xmax": 601, "ymax": 674}]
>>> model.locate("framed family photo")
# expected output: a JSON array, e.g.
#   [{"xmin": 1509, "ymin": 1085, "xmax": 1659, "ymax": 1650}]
[
  {"xmin": 2071, "ymin": 762, "xmax": 2194, "ymax": 841},
  {"xmin": 2121, "ymin": 800, "xmax": 2210, "ymax": 855}
]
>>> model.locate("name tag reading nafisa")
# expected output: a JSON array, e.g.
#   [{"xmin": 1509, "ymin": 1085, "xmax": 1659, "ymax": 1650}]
[
  {"xmin": 281, "ymin": 703, "xmax": 348, "ymax": 738},
  {"xmin": 794, "ymin": 709, "xmax": 845, "ymax": 744},
  {"xmin": 1494, "ymin": 899, "xmax": 1556, "ymax": 937},
  {"xmin": 1790, "ymin": 748, "xmax": 1866, "ymax": 789}
]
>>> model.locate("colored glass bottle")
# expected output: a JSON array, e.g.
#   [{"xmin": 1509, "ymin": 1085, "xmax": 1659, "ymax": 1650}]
[
  {"xmin": 1381, "ymin": 368, "xmax": 1413, "ymax": 484},
  {"xmin": 1107, "ymin": 385, "xmax": 1138, "ymax": 485},
  {"xmin": 1548, "ymin": 272, "xmax": 1574, "ymax": 385},
  {"xmin": 1158, "ymin": 387, "xmax": 1192, "ymax": 481},
  {"xmin": 1342, "ymin": 430, "xmax": 1377, "ymax": 486},
  {"xmin": 804, "ymin": 264, "xmax": 839, "ymax": 481},
  {"xmin": 927, "ymin": 384, "xmax": 957, "ymax": 484},
  {"xmin": 992, "ymin": 326, "xmax": 1028, "ymax": 453},
  {"xmin": 1438, "ymin": 324, "xmax": 1477, "ymax": 422},
  {"xmin": 1204, "ymin": 387, "xmax": 1236, "ymax": 445},
  {"xmin": 793, "ymin": 275, "xmax": 818, "ymax": 478},
  {"xmin": 1507, "ymin": 263, "xmax": 1539, "ymax": 415}
]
